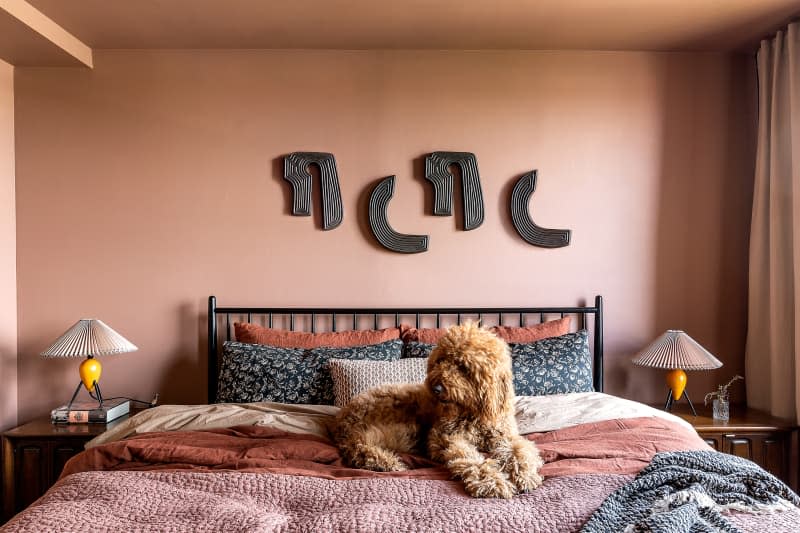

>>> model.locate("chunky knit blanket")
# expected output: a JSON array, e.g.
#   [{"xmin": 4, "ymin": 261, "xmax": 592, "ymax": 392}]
[{"xmin": 581, "ymin": 450, "xmax": 800, "ymax": 533}]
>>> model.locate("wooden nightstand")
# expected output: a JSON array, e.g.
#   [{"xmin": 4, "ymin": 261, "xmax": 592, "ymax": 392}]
[
  {"xmin": 667, "ymin": 404, "xmax": 799, "ymax": 491},
  {"xmin": 2, "ymin": 413, "xmax": 132, "ymax": 522}
]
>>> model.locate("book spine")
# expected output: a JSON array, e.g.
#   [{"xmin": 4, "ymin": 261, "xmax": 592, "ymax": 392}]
[
  {"xmin": 51, "ymin": 410, "xmax": 110, "ymax": 423},
  {"xmin": 51, "ymin": 404, "xmax": 129, "ymax": 423}
]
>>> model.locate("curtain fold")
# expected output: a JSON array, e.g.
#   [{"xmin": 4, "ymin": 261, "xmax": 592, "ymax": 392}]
[{"xmin": 745, "ymin": 22, "xmax": 800, "ymax": 423}]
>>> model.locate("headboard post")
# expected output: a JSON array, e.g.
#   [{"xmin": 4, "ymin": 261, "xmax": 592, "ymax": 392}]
[
  {"xmin": 208, "ymin": 295, "xmax": 218, "ymax": 403},
  {"xmin": 593, "ymin": 295, "xmax": 604, "ymax": 392}
]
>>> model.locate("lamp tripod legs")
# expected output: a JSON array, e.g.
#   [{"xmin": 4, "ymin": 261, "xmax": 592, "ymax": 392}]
[
  {"xmin": 66, "ymin": 380, "xmax": 104, "ymax": 409},
  {"xmin": 684, "ymin": 391, "xmax": 697, "ymax": 417},
  {"xmin": 67, "ymin": 382, "xmax": 82, "ymax": 410},
  {"xmin": 94, "ymin": 382, "xmax": 104, "ymax": 407},
  {"xmin": 663, "ymin": 389, "xmax": 698, "ymax": 416}
]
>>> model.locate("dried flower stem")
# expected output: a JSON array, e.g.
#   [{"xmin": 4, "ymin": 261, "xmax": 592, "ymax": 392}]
[{"xmin": 703, "ymin": 375, "xmax": 744, "ymax": 405}]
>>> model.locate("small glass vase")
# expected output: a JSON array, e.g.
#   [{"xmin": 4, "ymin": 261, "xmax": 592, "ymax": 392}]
[{"xmin": 713, "ymin": 398, "xmax": 730, "ymax": 422}]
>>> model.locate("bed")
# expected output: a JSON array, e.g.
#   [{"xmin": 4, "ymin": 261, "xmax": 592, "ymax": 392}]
[{"xmin": 2, "ymin": 295, "xmax": 799, "ymax": 533}]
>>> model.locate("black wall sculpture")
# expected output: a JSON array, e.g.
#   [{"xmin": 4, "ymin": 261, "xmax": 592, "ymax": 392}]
[
  {"xmin": 368, "ymin": 176, "xmax": 429, "ymax": 254},
  {"xmin": 424, "ymin": 152, "xmax": 485, "ymax": 231},
  {"xmin": 510, "ymin": 170, "xmax": 571, "ymax": 248},
  {"xmin": 283, "ymin": 152, "xmax": 344, "ymax": 230}
]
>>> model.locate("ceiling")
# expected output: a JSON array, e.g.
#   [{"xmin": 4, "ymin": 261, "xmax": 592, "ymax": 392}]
[{"xmin": 22, "ymin": 0, "xmax": 800, "ymax": 52}]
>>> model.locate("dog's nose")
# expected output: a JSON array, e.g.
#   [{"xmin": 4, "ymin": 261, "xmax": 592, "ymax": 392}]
[{"xmin": 432, "ymin": 384, "xmax": 444, "ymax": 396}]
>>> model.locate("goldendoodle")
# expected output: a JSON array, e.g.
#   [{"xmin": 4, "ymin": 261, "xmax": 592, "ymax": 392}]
[{"xmin": 332, "ymin": 322, "xmax": 543, "ymax": 498}]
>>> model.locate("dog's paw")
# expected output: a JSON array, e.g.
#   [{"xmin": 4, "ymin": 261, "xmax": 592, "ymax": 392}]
[
  {"xmin": 463, "ymin": 460, "xmax": 516, "ymax": 499},
  {"xmin": 365, "ymin": 452, "xmax": 409, "ymax": 472},
  {"xmin": 373, "ymin": 458, "xmax": 409, "ymax": 472},
  {"xmin": 352, "ymin": 445, "xmax": 408, "ymax": 472},
  {"xmin": 510, "ymin": 468, "xmax": 544, "ymax": 493},
  {"xmin": 504, "ymin": 440, "xmax": 545, "ymax": 492}
]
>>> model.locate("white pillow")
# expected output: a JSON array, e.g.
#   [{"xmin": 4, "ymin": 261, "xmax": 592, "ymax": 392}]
[{"xmin": 328, "ymin": 358, "xmax": 428, "ymax": 407}]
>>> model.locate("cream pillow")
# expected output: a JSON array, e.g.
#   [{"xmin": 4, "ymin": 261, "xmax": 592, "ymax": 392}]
[{"xmin": 329, "ymin": 358, "xmax": 428, "ymax": 407}]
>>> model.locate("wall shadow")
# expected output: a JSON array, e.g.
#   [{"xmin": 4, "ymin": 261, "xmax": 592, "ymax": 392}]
[
  {"xmin": 271, "ymin": 156, "xmax": 292, "ymax": 215},
  {"xmin": 155, "ymin": 300, "xmax": 206, "ymax": 405},
  {"xmin": 646, "ymin": 53, "xmax": 757, "ymax": 406}
]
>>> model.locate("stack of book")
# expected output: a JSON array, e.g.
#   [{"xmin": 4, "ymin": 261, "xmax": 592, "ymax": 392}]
[{"xmin": 51, "ymin": 398, "xmax": 130, "ymax": 424}]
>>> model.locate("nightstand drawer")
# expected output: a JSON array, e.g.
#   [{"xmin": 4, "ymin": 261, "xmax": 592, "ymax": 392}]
[
  {"xmin": 695, "ymin": 430, "xmax": 792, "ymax": 482},
  {"xmin": 2, "ymin": 414, "xmax": 133, "ymax": 523},
  {"xmin": 7, "ymin": 437, "xmax": 92, "ymax": 515},
  {"xmin": 661, "ymin": 404, "xmax": 798, "ymax": 491}
]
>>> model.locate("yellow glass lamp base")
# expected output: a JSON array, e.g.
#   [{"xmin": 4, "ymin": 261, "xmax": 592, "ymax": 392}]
[
  {"xmin": 79, "ymin": 356, "xmax": 102, "ymax": 391},
  {"xmin": 67, "ymin": 356, "xmax": 105, "ymax": 409},
  {"xmin": 664, "ymin": 368, "xmax": 697, "ymax": 416},
  {"xmin": 666, "ymin": 368, "xmax": 687, "ymax": 400}
]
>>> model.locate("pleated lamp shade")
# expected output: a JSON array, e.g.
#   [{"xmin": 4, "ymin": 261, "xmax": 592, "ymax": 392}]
[
  {"xmin": 41, "ymin": 319, "xmax": 138, "ymax": 358},
  {"xmin": 631, "ymin": 330, "xmax": 722, "ymax": 370}
]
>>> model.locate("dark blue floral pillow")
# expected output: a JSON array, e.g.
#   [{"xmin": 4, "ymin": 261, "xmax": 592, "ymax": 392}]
[
  {"xmin": 403, "ymin": 341, "xmax": 436, "ymax": 358},
  {"xmin": 217, "ymin": 339, "xmax": 403, "ymax": 405},
  {"xmin": 511, "ymin": 330, "xmax": 593, "ymax": 396}
]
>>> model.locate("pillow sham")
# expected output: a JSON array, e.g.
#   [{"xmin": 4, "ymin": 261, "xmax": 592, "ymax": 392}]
[
  {"xmin": 216, "ymin": 339, "xmax": 403, "ymax": 405},
  {"xmin": 403, "ymin": 341, "xmax": 436, "ymax": 358},
  {"xmin": 399, "ymin": 316, "xmax": 571, "ymax": 345},
  {"xmin": 234, "ymin": 322, "xmax": 401, "ymax": 349},
  {"xmin": 512, "ymin": 330, "xmax": 593, "ymax": 396},
  {"xmin": 403, "ymin": 331, "xmax": 593, "ymax": 396},
  {"xmin": 329, "ymin": 357, "xmax": 428, "ymax": 407}
]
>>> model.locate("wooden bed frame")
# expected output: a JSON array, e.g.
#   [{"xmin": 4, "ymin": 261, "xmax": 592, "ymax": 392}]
[{"xmin": 207, "ymin": 295, "xmax": 604, "ymax": 403}]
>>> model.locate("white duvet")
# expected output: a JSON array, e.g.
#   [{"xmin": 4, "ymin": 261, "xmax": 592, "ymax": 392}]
[
  {"xmin": 87, "ymin": 392, "xmax": 694, "ymax": 448},
  {"xmin": 514, "ymin": 391, "xmax": 694, "ymax": 433}
]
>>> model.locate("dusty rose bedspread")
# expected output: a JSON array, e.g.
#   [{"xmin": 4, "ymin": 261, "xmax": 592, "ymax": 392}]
[
  {"xmin": 59, "ymin": 416, "xmax": 708, "ymax": 480},
  {"xmin": 3, "ymin": 416, "xmax": 799, "ymax": 532}
]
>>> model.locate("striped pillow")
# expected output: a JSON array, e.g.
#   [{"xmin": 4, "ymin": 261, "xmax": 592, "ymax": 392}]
[{"xmin": 329, "ymin": 357, "xmax": 428, "ymax": 407}]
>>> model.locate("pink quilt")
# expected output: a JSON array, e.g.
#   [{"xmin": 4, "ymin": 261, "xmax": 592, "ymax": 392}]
[{"xmin": 2, "ymin": 416, "xmax": 798, "ymax": 532}]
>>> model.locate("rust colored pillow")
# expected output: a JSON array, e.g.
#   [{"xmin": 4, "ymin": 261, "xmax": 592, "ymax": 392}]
[
  {"xmin": 234, "ymin": 323, "xmax": 401, "ymax": 349},
  {"xmin": 492, "ymin": 316, "xmax": 572, "ymax": 344},
  {"xmin": 399, "ymin": 325, "xmax": 449, "ymax": 344},
  {"xmin": 400, "ymin": 316, "xmax": 571, "ymax": 345}
]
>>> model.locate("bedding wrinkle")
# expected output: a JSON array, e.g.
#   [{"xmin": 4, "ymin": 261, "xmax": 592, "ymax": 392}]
[{"xmin": 62, "ymin": 417, "xmax": 707, "ymax": 483}]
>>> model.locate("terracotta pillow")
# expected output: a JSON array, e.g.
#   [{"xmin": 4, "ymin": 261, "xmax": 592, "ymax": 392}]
[
  {"xmin": 399, "ymin": 325, "xmax": 449, "ymax": 344},
  {"xmin": 234, "ymin": 322, "xmax": 401, "ymax": 349},
  {"xmin": 493, "ymin": 316, "xmax": 572, "ymax": 344},
  {"xmin": 400, "ymin": 316, "xmax": 571, "ymax": 345}
]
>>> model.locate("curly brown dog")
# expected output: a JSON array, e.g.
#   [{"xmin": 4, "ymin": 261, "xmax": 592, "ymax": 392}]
[{"xmin": 332, "ymin": 322, "xmax": 543, "ymax": 498}]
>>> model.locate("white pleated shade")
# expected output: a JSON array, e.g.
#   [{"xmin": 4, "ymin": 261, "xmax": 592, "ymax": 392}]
[
  {"xmin": 41, "ymin": 319, "xmax": 138, "ymax": 358},
  {"xmin": 631, "ymin": 330, "xmax": 722, "ymax": 370}
]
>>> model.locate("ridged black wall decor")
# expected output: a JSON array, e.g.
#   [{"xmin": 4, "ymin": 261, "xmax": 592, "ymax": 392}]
[
  {"xmin": 283, "ymin": 152, "xmax": 344, "ymax": 230},
  {"xmin": 368, "ymin": 176, "xmax": 429, "ymax": 254},
  {"xmin": 424, "ymin": 152, "xmax": 485, "ymax": 230},
  {"xmin": 510, "ymin": 170, "xmax": 571, "ymax": 248}
]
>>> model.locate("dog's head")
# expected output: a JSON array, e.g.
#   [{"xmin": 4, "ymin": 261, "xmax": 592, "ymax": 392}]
[{"xmin": 425, "ymin": 322, "xmax": 514, "ymax": 420}]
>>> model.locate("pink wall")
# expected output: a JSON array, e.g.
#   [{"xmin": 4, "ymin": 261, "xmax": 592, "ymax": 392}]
[
  {"xmin": 0, "ymin": 59, "xmax": 16, "ymax": 430},
  {"xmin": 13, "ymin": 50, "xmax": 755, "ymax": 421}
]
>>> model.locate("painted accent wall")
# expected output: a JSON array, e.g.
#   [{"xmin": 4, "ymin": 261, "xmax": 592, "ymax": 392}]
[
  {"xmin": 0, "ymin": 58, "xmax": 16, "ymax": 431},
  {"xmin": 14, "ymin": 50, "xmax": 755, "ymax": 421}
]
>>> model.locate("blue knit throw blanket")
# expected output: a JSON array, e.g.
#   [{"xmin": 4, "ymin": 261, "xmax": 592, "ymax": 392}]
[{"xmin": 581, "ymin": 450, "xmax": 800, "ymax": 533}]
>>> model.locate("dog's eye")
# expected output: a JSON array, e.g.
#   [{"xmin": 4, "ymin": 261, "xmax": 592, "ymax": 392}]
[{"xmin": 456, "ymin": 362, "xmax": 470, "ymax": 375}]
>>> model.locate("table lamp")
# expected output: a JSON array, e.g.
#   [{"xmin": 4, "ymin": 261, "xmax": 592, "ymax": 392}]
[
  {"xmin": 41, "ymin": 319, "xmax": 138, "ymax": 409},
  {"xmin": 631, "ymin": 330, "xmax": 722, "ymax": 416}
]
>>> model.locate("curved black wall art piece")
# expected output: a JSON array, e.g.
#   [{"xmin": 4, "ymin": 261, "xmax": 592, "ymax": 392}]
[
  {"xmin": 424, "ymin": 152, "xmax": 484, "ymax": 231},
  {"xmin": 510, "ymin": 170, "xmax": 571, "ymax": 248},
  {"xmin": 368, "ymin": 176, "xmax": 429, "ymax": 254},
  {"xmin": 283, "ymin": 152, "xmax": 344, "ymax": 230}
]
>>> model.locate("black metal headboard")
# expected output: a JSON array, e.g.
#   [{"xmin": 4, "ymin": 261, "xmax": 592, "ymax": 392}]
[{"xmin": 207, "ymin": 295, "xmax": 604, "ymax": 403}]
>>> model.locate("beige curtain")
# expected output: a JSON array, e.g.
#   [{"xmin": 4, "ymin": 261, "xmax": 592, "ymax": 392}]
[{"xmin": 746, "ymin": 22, "xmax": 800, "ymax": 423}]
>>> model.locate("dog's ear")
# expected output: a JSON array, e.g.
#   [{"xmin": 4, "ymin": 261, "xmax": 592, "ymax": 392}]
[{"xmin": 484, "ymin": 371, "xmax": 513, "ymax": 420}]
